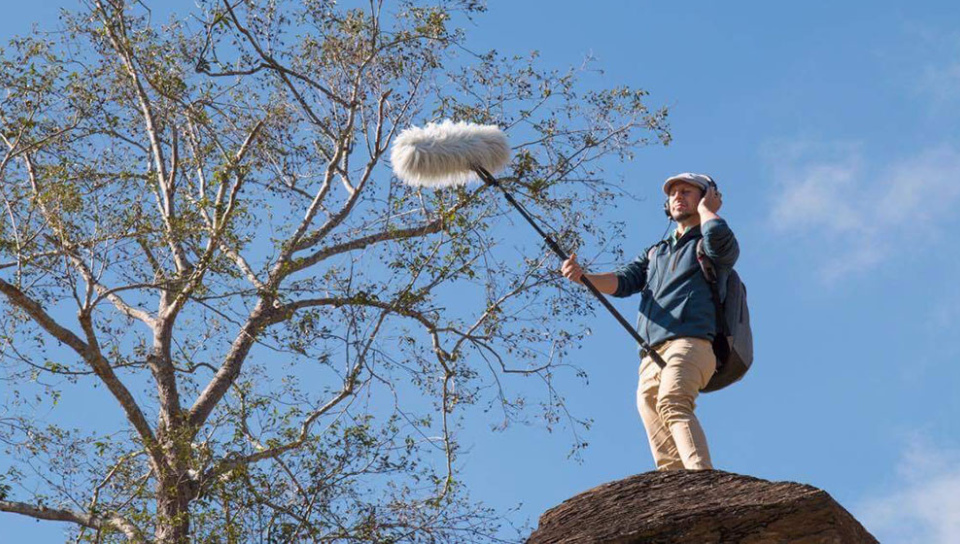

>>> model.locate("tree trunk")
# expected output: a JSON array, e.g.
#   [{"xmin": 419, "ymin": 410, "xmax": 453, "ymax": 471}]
[{"xmin": 155, "ymin": 477, "xmax": 192, "ymax": 543}]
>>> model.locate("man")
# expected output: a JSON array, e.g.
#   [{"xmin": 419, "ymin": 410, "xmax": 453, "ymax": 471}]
[{"xmin": 561, "ymin": 173, "xmax": 739, "ymax": 470}]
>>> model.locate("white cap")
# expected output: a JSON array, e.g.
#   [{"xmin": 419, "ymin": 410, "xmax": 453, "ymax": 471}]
[{"xmin": 663, "ymin": 172, "xmax": 714, "ymax": 195}]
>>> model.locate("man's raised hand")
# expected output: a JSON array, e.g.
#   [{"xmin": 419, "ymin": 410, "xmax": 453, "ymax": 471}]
[
  {"xmin": 561, "ymin": 253, "xmax": 584, "ymax": 284},
  {"xmin": 698, "ymin": 185, "xmax": 723, "ymax": 215}
]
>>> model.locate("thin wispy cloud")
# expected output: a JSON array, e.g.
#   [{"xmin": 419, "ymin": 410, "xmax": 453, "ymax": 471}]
[
  {"xmin": 919, "ymin": 62, "xmax": 960, "ymax": 113},
  {"xmin": 905, "ymin": 25, "xmax": 960, "ymax": 115},
  {"xmin": 765, "ymin": 142, "xmax": 960, "ymax": 282},
  {"xmin": 856, "ymin": 438, "xmax": 960, "ymax": 544}
]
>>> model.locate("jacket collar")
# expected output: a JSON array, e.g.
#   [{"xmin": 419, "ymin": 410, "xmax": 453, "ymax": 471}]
[{"xmin": 670, "ymin": 224, "xmax": 702, "ymax": 248}]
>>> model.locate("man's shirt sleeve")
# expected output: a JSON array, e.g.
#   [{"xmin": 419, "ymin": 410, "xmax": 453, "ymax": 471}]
[
  {"xmin": 700, "ymin": 217, "xmax": 739, "ymax": 268},
  {"xmin": 612, "ymin": 251, "xmax": 649, "ymax": 298}
]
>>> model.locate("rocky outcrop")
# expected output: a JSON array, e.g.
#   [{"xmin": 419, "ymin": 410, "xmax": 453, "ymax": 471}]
[{"xmin": 527, "ymin": 470, "xmax": 877, "ymax": 544}]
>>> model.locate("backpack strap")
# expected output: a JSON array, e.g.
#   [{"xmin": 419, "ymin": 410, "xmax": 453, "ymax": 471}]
[
  {"xmin": 696, "ymin": 239, "xmax": 727, "ymax": 337},
  {"xmin": 646, "ymin": 239, "xmax": 668, "ymax": 262}
]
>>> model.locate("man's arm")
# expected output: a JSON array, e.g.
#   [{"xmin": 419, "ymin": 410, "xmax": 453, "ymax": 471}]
[
  {"xmin": 698, "ymin": 185, "xmax": 739, "ymax": 267},
  {"xmin": 561, "ymin": 254, "xmax": 620, "ymax": 294},
  {"xmin": 561, "ymin": 252, "xmax": 648, "ymax": 298}
]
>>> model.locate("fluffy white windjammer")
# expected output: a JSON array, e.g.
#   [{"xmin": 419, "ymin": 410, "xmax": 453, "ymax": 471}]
[{"xmin": 390, "ymin": 120, "xmax": 511, "ymax": 188}]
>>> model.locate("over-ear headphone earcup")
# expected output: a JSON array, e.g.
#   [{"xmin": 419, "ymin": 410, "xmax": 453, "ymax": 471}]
[{"xmin": 663, "ymin": 199, "xmax": 671, "ymax": 218}]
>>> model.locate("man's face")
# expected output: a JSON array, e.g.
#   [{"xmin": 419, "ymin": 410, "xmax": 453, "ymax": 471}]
[{"xmin": 668, "ymin": 181, "xmax": 703, "ymax": 222}]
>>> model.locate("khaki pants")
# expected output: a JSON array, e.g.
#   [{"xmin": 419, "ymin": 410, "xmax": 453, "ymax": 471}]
[{"xmin": 637, "ymin": 337, "xmax": 717, "ymax": 470}]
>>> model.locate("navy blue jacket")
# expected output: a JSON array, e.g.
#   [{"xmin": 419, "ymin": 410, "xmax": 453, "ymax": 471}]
[{"xmin": 612, "ymin": 218, "xmax": 739, "ymax": 349}]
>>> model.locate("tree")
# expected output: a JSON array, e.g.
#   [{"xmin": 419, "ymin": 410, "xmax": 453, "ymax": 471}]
[{"xmin": 0, "ymin": 0, "xmax": 669, "ymax": 541}]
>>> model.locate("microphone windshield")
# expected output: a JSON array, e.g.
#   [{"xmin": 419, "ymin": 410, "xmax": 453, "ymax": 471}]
[{"xmin": 391, "ymin": 120, "xmax": 511, "ymax": 188}]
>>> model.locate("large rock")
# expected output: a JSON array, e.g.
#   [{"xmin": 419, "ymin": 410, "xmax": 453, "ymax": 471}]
[{"xmin": 527, "ymin": 470, "xmax": 877, "ymax": 544}]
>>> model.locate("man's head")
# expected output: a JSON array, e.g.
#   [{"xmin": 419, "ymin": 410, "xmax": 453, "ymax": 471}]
[{"xmin": 662, "ymin": 173, "xmax": 716, "ymax": 224}]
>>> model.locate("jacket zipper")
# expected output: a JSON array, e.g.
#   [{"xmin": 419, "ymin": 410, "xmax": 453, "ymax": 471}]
[{"xmin": 647, "ymin": 235, "xmax": 696, "ymax": 342}]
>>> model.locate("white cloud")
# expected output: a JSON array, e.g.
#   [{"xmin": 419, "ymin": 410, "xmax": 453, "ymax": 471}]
[
  {"xmin": 766, "ymin": 143, "xmax": 960, "ymax": 282},
  {"xmin": 856, "ymin": 439, "xmax": 960, "ymax": 544},
  {"xmin": 876, "ymin": 147, "xmax": 960, "ymax": 224},
  {"xmin": 771, "ymin": 159, "xmax": 864, "ymax": 235}
]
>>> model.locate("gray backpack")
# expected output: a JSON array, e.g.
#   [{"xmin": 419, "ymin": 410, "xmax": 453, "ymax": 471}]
[{"xmin": 695, "ymin": 239, "xmax": 753, "ymax": 392}]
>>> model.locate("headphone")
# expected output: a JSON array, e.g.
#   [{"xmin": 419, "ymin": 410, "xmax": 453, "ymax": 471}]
[{"xmin": 663, "ymin": 175, "xmax": 720, "ymax": 219}]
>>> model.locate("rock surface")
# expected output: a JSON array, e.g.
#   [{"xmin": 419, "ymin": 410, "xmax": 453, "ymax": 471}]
[{"xmin": 527, "ymin": 470, "xmax": 877, "ymax": 544}]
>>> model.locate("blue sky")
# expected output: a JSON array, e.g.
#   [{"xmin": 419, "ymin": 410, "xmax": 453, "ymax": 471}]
[{"xmin": 4, "ymin": 1, "xmax": 960, "ymax": 542}]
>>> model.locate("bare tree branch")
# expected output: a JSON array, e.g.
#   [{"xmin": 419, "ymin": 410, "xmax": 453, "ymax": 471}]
[
  {"xmin": 93, "ymin": 0, "xmax": 191, "ymax": 275},
  {"xmin": 0, "ymin": 276, "xmax": 164, "ymax": 473},
  {"xmin": 0, "ymin": 499, "xmax": 144, "ymax": 541}
]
